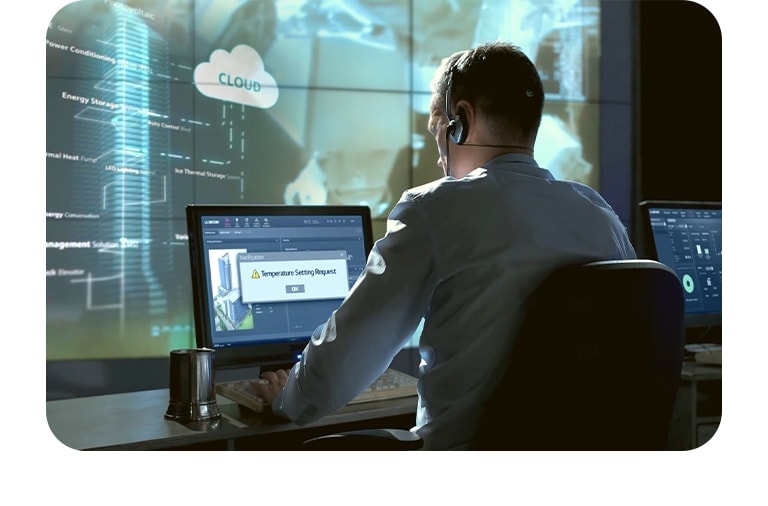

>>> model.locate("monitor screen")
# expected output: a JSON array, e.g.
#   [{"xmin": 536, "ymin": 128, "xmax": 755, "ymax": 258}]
[
  {"xmin": 638, "ymin": 200, "xmax": 722, "ymax": 329},
  {"xmin": 186, "ymin": 204, "xmax": 373, "ymax": 370}
]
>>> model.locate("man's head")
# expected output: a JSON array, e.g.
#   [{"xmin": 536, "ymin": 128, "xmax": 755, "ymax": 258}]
[{"xmin": 428, "ymin": 41, "xmax": 544, "ymax": 177}]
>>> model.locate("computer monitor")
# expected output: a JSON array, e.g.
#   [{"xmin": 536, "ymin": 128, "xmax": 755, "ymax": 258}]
[
  {"xmin": 186, "ymin": 204, "xmax": 373, "ymax": 372},
  {"xmin": 638, "ymin": 200, "xmax": 722, "ymax": 331}
]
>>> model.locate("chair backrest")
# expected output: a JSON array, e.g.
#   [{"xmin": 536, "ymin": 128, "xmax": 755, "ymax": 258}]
[{"xmin": 471, "ymin": 259, "xmax": 686, "ymax": 450}]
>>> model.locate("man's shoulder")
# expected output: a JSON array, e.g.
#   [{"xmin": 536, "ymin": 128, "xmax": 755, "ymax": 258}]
[
  {"xmin": 562, "ymin": 179, "xmax": 614, "ymax": 207},
  {"xmin": 403, "ymin": 170, "xmax": 488, "ymax": 202},
  {"xmin": 404, "ymin": 178, "xmax": 445, "ymax": 201}
]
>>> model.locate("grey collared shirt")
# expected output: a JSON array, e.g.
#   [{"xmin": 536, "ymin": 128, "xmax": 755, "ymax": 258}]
[{"xmin": 273, "ymin": 153, "xmax": 636, "ymax": 449}]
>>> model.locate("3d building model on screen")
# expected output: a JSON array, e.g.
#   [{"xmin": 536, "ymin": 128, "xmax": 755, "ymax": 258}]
[
  {"xmin": 46, "ymin": 0, "xmax": 603, "ymax": 366},
  {"xmin": 214, "ymin": 251, "xmax": 252, "ymax": 331}
]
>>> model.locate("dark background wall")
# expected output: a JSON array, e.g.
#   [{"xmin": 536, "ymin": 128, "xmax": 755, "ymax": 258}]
[{"xmin": 633, "ymin": 0, "xmax": 722, "ymax": 254}]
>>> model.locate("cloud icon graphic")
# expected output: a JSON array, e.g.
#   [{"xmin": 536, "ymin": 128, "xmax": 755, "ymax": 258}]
[{"xmin": 194, "ymin": 44, "xmax": 279, "ymax": 108}]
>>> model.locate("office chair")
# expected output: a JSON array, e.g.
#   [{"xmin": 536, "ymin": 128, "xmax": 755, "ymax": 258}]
[{"xmin": 303, "ymin": 259, "xmax": 686, "ymax": 450}]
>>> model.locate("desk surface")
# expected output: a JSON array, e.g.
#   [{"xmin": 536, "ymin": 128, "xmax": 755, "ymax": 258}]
[{"xmin": 46, "ymin": 389, "xmax": 417, "ymax": 450}]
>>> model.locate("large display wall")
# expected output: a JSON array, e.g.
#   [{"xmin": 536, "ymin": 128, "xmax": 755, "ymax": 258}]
[{"xmin": 46, "ymin": 0, "xmax": 624, "ymax": 397}]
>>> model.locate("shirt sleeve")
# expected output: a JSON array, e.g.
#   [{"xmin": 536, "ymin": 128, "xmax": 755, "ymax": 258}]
[{"xmin": 272, "ymin": 194, "xmax": 436, "ymax": 425}]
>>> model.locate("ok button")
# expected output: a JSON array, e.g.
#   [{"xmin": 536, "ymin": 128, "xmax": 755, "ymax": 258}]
[{"xmin": 285, "ymin": 284, "xmax": 305, "ymax": 294}]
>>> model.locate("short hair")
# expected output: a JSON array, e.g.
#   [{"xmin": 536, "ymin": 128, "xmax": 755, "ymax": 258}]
[{"xmin": 433, "ymin": 41, "xmax": 545, "ymax": 138}]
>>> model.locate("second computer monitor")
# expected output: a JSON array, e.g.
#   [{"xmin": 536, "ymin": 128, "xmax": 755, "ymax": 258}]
[{"xmin": 639, "ymin": 200, "xmax": 722, "ymax": 330}]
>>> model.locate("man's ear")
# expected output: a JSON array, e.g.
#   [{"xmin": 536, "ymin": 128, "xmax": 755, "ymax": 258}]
[{"xmin": 454, "ymin": 99, "xmax": 475, "ymax": 144}]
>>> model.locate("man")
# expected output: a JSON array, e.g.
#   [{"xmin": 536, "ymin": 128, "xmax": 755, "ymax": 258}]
[{"xmin": 253, "ymin": 41, "xmax": 636, "ymax": 450}]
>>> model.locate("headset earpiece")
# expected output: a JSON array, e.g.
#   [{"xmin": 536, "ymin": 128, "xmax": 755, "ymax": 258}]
[{"xmin": 447, "ymin": 111, "xmax": 467, "ymax": 145}]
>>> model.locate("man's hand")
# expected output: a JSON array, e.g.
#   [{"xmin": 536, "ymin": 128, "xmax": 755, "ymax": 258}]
[{"xmin": 251, "ymin": 369, "xmax": 289, "ymax": 405}]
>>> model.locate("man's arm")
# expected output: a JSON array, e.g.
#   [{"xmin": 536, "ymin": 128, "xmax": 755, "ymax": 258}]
[{"xmin": 260, "ymin": 195, "xmax": 436, "ymax": 425}]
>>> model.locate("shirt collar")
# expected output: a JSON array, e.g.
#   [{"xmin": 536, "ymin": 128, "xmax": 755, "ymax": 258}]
[{"xmin": 483, "ymin": 153, "xmax": 555, "ymax": 180}]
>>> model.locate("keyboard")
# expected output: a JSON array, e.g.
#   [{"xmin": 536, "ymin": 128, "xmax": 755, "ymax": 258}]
[{"xmin": 216, "ymin": 368, "xmax": 418, "ymax": 414}]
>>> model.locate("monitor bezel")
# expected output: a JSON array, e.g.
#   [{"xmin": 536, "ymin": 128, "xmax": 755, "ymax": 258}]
[
  {"xmin": 638, "ymin": 200, "xmax": 722, "ymax": 330},
  {"xmin": 185, "ymin": 204, "xmax": 374, "ymax": 371}
]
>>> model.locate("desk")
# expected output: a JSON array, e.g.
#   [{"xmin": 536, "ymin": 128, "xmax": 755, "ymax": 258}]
[
  {"xmin": 668, "ymin": 361, "xmax": 722, "ymax": 450},
  {"xmin": 46, "ymin": 389, "xmax": 418, "ymax": 450}
]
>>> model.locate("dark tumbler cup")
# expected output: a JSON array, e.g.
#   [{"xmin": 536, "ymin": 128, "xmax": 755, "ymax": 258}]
[{"xmin": 164, "ymin": 348, "xmax": 221, "ymax": 422}]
